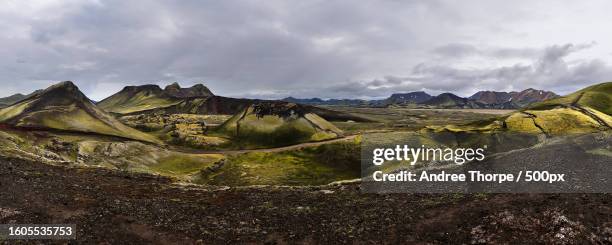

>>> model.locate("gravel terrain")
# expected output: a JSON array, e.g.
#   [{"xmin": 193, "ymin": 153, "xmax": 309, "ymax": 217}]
[{"xmin": 1, "ymin": 157, "xmax": 610, "ymax": 244}]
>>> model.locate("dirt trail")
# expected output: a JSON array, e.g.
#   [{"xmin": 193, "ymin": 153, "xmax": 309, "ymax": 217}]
[{"xmin": 178, "ymin": 135, "xmax": 358, "ymax": 155}]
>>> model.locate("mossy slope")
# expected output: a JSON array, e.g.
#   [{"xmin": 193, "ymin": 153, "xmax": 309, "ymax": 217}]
[
  {"xmin": 428, "ymin": 82, "xmax": 612, "ymax": 135},
  {"xmin": 0, "ymin": 81, "xmax": 160, "ymax": 144},
  {"xmin": 97, "ymin": 85, "xmax": 182, "ymax": 114},
  {"xmin": 217, "ymin": 102, "xmax": 343, "ymax": 148}
]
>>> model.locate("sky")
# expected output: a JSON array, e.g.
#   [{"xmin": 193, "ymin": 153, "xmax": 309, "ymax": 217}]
[{"xmin": 1, "ymin": 0, "xmax": 612, "ymax": 100}]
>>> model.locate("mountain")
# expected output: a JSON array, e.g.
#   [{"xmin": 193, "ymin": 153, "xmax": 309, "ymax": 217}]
[
  {"xmin": 134, "ymin": 96, "xmax": 261, "ymax": 115},
  {"xmin": 469, "ymin": 89, "xmax": 558, "ymax": 107},
  {"xmin": 385, "ymin": 92, "xmax": 432, "ymax": 104},
  {"xmin": 281, "ymin": 92, "xmax": 431, "ymax": 107},
  {"xmin": 510, "ymin": 88, "xmax": 558, "ymax": 106},
  {"xmin": 0, "ymin": 93, "xmax": 27, "ymax": 108},
  {"xmin": 469, "ymin": 91, "xmax": 513, "ymax": 104},
  {"xmin": 97, "ymin": 84, "xmax": 181, "ymax": 114},
  {"xmin": 100, "ymin": 84, "xmax": 371, "ymax": 122},
  {"xmin": 0, "ymin": 81, "xmax": 160, "ymax": 143},
  {"xmin": 503, "ymin": 83, "xmax": 611, "ymax": 135},
  {"xmin": 415, "ymin": 89, "xmax": 557, "ymax": 109},
  {"xmin": 282, "ymin": 97, "xmax": 325, "ymax": 104},
  {"xmin": 164, "ymin": 82, "xmax": 214, "ymax": 98},
  {"xmin": 284, "ymin": 88, "xmax": 554, "ymax": 109},
  {"xmin": 529, "ymin": 82, "xmax": 611, "ymax": 116},
  {"xmin": 217, "ymin": 101, "xmax": 343, "ymax": 147},
  {"xmin": 98, "ymin": 83, "xmax": 256, "ymax": 115},
  {"xmin": 98, "ymin": 82, "xmax": 215, "ymax": 114},
  {"xmin": 430, "ymin": 82, "xmax": 611, "ymax": 135},
  {"xmin": 419, "ymin": 93, "xmax": 485, "ymax": 108}
]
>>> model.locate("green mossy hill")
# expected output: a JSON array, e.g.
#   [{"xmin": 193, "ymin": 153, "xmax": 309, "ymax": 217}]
[
  {"xmin": 198, "ymin": 139, "xmax": 361, "ymax": 186},
  {"xmin": 98, "ymin": 82, "xmax": 372, "ymax": 124},
  {"xmin": 0, "ymin": 81, "xmax": 160, "ymax": 144},
  {"xmin": 164, "ymin": 82, "xmax": 214, "ymax": 98},
  {"xmin": 132, "ymin": 96, "xmax": 258, "ymax": 116},
  {"xmin": 528, "ymin": 82, "xmax": 612, "ymax": 115},
  {"xmin": 98, "ymin": 82, "xmax": 216, "ymax": 114},
  {"xmin": 97, "ymin": 84, "xmax": 182, "ymax": 114},
  {"xmin": 217, "ymin": 102, "xmax": 344, "ymax": 148},
  {"xmin": 427, "ymin": 82, "xmax": 612, "ymax": 135}
]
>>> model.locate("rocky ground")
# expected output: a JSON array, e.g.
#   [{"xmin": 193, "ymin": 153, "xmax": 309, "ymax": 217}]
[{"xmin": 0, "ymin": 156, "xmax": 610, "ymax": 244}]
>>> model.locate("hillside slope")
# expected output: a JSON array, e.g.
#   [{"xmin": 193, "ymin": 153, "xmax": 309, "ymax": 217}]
[
  {"xmin": 469, "ymin": 89, "xmax": 558, "ymax": 107},
  {"xmin": 419, "ymin": 93, "xmax": 485, "ymax": 108},
  {"xmin": 101, "ymin": 85, "xmax": 372, "ymax": 123},
  {"xmin": 97, "ymin": 85, "xmax": 182, "ymax": 114},
  {"xmin": 217, "ymin": 102, "xmax": 343, "ymax": 147},
  {"xmin": 385, "ymin": 91, "xmax": 432, "ymax": 105},
  {"xmin": 428, "ymin": 82, "xmax": 611, "ymax": 135},
  {"xmin": 0, "ymin": 81, "xmax": 160, "ymax": 143}
]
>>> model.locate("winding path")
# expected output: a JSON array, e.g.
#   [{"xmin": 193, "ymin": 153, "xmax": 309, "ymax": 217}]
[{"xmin": 176, "ymin": 135, "xmax": 358, "ymax": 155}]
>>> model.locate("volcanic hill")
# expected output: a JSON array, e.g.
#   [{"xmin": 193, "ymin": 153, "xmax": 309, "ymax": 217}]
[
  {"xmin": 217, "ymin": 101, "xmax": 344, "ymax": 147},
  {"xmin": 0, "ymin": 81, "xmax": 160, "ymax": 143},
  {"xmin": 429, "ymin": 82, "xmax": 612, "ymax": 135}
]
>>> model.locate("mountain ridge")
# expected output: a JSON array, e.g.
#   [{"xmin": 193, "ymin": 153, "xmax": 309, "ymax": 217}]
[
  {"xmin": 427, "ymin": 82, "xmax": 611, "ymax": 135},
  {"xmin": 98, "ymin": 82, "xmax": 215, "ymax": 114},
  {"xmin": 470, "ymin": 88, "xmax": 558, "ymax": 106},
  {"xmin": 281, "ymin": 88, "xmax": 557, "ymax": 109},
  {"xmin": 0, "ymin": 81, "xmax": 160, "ymax": 143}
]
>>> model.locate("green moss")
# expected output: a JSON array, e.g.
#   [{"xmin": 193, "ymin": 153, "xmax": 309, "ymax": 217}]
[
  {"xmin": 0, "ymin": 100, "xmax": 32, "ymax": 121},
  {"xmin": 528, "ymin": 108, "xmax": 601, "ymax": 134},
  {"xmin": 504, "ymin": 113, "xmax": 542, "ymax": 133},
  {"xmin": 28, "ymin": 105, "xmax": 161, "ymax": 144},
  {"xmin": 98, "ymin": 90, "xmax": 182, "ymax": 114},
  {"xmin": 216, "ymin": 108, "xmax": 342, "ymax": 149},
  {"xmin": 529, "ymin": 82, "xmax": 612, "ymax": 115},
  {"xmin": 151, "ymin": 154, "xmax": 222, "ymax": 176},
  {"xmin": 198, "ymin": 141, "xmax": 360, "ymax": 186},
  {"xmin": 426, "ymin": 81, "xmax": 612, "ymax": 135}
]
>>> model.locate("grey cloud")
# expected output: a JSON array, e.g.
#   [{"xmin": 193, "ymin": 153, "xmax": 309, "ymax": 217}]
[
  {"xmin": 304, "ymin": 43, "xmax": 612, "ymax": 98},
  {"xmin": 433, "ymin": 43, "xmax": 539, "ymax": 59},
  {"xmin": 0, "ymin": 1, "xmax": 611, "ymax": 100}
]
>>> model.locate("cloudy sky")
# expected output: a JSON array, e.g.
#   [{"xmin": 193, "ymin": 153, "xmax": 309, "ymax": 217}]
[{"xmin": 1, "ymin": 0, "xmax": 612, "ymax": 100}]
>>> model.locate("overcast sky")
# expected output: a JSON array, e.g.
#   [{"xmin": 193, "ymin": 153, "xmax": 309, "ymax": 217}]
[{"xmin": 1, "ymin": 0, "xmax": 612, "ymax": 100}]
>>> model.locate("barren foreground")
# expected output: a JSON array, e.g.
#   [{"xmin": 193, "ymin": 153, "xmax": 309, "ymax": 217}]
[{"xmin": 1, "ymin": 157, "xmax": 610, "ymax": 244}]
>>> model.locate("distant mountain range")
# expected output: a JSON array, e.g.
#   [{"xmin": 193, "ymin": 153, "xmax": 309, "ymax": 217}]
[
  {"xmin": 429, "ymin": 82, "xmax": 611, "ymax": 135},
  {"xmin": 281, "ymin": 88, "xmax": 559, "ymax": 109},
  {"xmin": 0, "ymin": 84, "xmax": 559, "ymax": 116}
]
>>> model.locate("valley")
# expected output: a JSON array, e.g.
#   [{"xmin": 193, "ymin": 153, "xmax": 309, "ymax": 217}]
[
  {"xmin": 0, "ymin": 81, "xmax": 609, "ymax": 186},
  {"xmin": 0, "ymin": 81, "xmax": 610, "ymax": 243}
]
